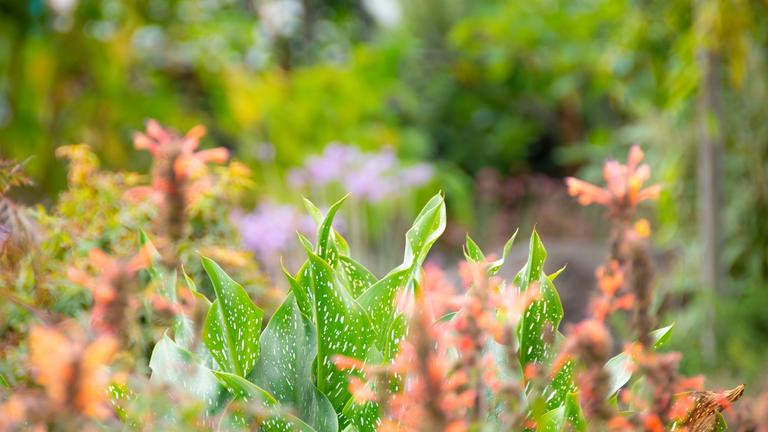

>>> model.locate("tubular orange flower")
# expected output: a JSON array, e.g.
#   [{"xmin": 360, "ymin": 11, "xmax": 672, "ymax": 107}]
[
  {"xmin": 28, "ymin": 324, "xmax": 117, "ymax": 419},
  {"xmin": 565, "ymin": 145, "xmax": 661, "ymax": 214}
]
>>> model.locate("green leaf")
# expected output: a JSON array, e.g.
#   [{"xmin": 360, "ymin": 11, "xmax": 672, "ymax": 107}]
[
  {"xmin": 488, "ymin": 228, "xmax": 518, "ymax": 275},
  {"xmin": 565, "ymin": 393, "xmax": 587, "ymax": 432},
  {"xmin": 537, "ymin": 405, "xmax": 566, "ymax": 432},
  {"xmin": 315, "ymin": 195, "xmax": 347, "ymax": 266},
  {"xmin": 338, "ymin": 256, "xmax": 377, "ymax": 298},
  {"xmin": 604, "ymin": 324, "xmax": 675, "ymax": 397},
  {"xmin": 516, "ymin": 230, "xmax": 564, "ymax": 367},
  {"xmin": 214, "ymin": 371, "xmax": 277, "ymax": 404},
  {"xmin": 215, "ymin": 372, "xmax": 319, "ymax": 432},
  {"xmin": 356, "ymin": 268, "xmax": 410, "ymax": 351},
  {"xmin": 284, "ymin": 261, "xmax": 313, "ymax": 320},
  {"xmin": 437, "ymin": 311, "xmax": 457, "ymax": 323},
  {"xmin": 463, "ymin": 234, "xmax": 486, "ymax": 263},
  {"xmin": 201, "ymin": 257, "xmax": 263, "ymax": 377},
  {"xmin": 400, "ymin": 192, "xmax": 446, "ymax": 274},
  {"xmin": 252, "ymin": 294, "xmax": 339, "ymax": 432},
  {"xmin": 301, "ymin": 248, "xmax": 376, "ymax": 426},
  {"xmin": 149, "ymin": 336, "xmax": 220, "ymax": 407},
  {"xmin": 650, "ymin": 323, "xmax": 674, "ymax": 349},
  {"xmin": 464, "ymin": 229, "xmax": 518, "ymax": 275},
  {"xmin": 545, "ymin": 361, "xmax": 577, "ymax": 410},
  {"xmin": 303, "ymin": 197, "xmax": 324, "ymax": 225},
  {"xmin": 548, "ymin": 264, "xmax": 567, "ymax": 282},
  {"xmin": 714, "ymin": 411, "xmax": 727, "ymax": 432}
]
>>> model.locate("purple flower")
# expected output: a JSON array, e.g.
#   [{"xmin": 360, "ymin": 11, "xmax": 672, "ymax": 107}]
[
  {"xmin": 304, "ymin": 142, "xmax": 360, "ymax": 187},
  {"xmin": 237, "ymin": 202, "xmax": 313, "ymax": 262},
  {"xmin": 400, "ymin": 163, "xmax": 433, "ymax": 187},
  {"xmin": 290, "ymin": 142, "xmax": 433, "ymax": 202}
]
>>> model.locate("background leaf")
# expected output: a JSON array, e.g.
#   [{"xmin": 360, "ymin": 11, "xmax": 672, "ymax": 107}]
[
  {"xmin": 604, "ymin": 324, "xmax": 675, "ymax": 397},
  {"xmin": 149, "ymin": 335, "xmax": 220, "ymax": 407}
]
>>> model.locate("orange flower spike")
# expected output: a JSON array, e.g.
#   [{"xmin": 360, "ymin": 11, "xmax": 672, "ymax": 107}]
[
  {"xmin": 627, "ymin": 145, "xmax": 645, "ymax": 171},
  {"xmin": 607, "ymin": 416, "xmax": 632, "ymax": 430},
  {"xmin": 637, "ymin": 183, "xmax": 662, "ymax": 203},
  {"xmin": 181, "ymin": 124, "xmax": 207, "ymax": 153},
  {"xmin": 564, "ymin": 177, "xmax": 612, "ymax": 206},
  {"xmin": 29, "ymin": 326, "xmax": 76, "ymax": 406},
  {"xmin": 88, "ymin": 248, "xmax": 119, "ymax": 279},
  {"xmin": 634, "ymin": 218, "xmax": 652, "ymax": 238},
  {"xmin": 444, "ymin": 420, "xmax": 468, "ymax": 432},
  {"xmin": 195, "ymin": 147, "xmax": 229, "ymax": 165},
  {"xmin": 603, "ymin": 160, "xmax": 627, "ymax": 198},
  {"xmin": 0, "ymin": 395, "xmax": 27, "ymax": 424},
  {"xmin": 524, "ymin": 363, "xmax": 540, "ymax": 381},
  {"xmin": 669, "ymin": 395, "xmax": 697, "ymax": 422},
  {"xmin": 596, "ymin": 264, "xmax": 624, "ymax": 297},
  {"xmin": 643, "ymin": 414, "xmax": 665, "ymax": 432},
  {"xmin": 67, "ymin": 266, "xmax": 94, "ymax": 288},
  {"xmin": 146, "ymin": 119, "xmax": 172, "ymax": 142},
  {"xmin": 676, "ymin": 375, "xmax": 705, "ymax": 392},
  {"xmin": 379, "ymin": 419, "xmax": 403, "ymax": 432},
  {"xmin": 332, "ymin": 355, "xmax": 367, "ymax": 371},
  {"xmin": 76, "ymin": 336, "xmax": 118, "ymax": 418},
  {"xmin": 126, "ymin": 243, "xmax": 155, "ymax": 274},
  {"xmin": 444, "ymin": 370, "xmax": 468, "ymax": 391},
  {"xmin": 348, "ymin": 376, "xmax": 376, "ymax": 404},
  {"xmin": 612, "ymin": 293, "xmax": 635, "ymax": 311},
  {"xmin": 133, "ymin": 132, "xmax": 159, "ymax": 154}
]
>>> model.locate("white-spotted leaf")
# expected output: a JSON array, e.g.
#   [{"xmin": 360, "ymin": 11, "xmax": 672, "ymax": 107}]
[{"xmin": 202, "ymin": 257, "xmax": 263, "ymax": 377}]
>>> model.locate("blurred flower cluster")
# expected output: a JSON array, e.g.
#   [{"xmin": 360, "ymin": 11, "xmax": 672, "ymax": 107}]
[
  {"xmin": 234, "ymin": 202, "xmax": 315, "ymax": 266},
  {"xmin": 288, "ymin": 143, "xmax": 433, "ymax": 203}
]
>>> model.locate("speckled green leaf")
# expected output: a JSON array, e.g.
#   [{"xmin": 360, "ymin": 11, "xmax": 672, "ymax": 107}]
[
  {"xmin": 604, "ymin": 324, "xmax": 675, "ymax": 397},
  {"xmin": 537, "ymin": 405, "xmax": 566, "ymax": 432},
  {"xmin": 215, "ymin": 372, "xmax": 318, "ymax": 432},
  {"xmin": 357, "ymin": 193, "xmax": 445, "ymax": 354},
  {"xmin": 202, "ymin": 257, "xmax": 263, "ymax": 377},
  {"xmin": 565, "ymin": 392, "xmax": 587, "ymax": 431},
  {"xmin": 338, "ymin": 256, "xmax": 377, "ymax": 297},
  {"xmin": 714, "ymin": 411, "xmax": 727, "ymax": 432},
  {"xmin": 301, "ymin": 248, "xmax": 376, "ymax": 430},
  {"xmin": 252, "ymin": 293, "xmax": 339, "ymax": 432},
  {"xmin": 488, "ymin": 229, "xmax": 518, "ymax": 275},
  {"xmin": 149, "ymin": 336, "xmax": 220, "ymax": 407},
  {"xmin": 357, "ymin": 268, "xmax": 410, "ymax": 352},
  {"xmin": 516, "ymin": 230, "xmax": 564, "ymax": 367},
  {"xmin": 400, "ymin": 193, "xmax": 445, "ymax": 275},
  {"xmin": 545, "ymin": 360, "xmax": 577, "ymax": 410},
  {"xmin": 463, "ymin": 234, "xmax": 486, "ymax": 263},
  {"xmin": 284, "ymin": 261, "xmax": 313, "ymax": 320},
  {"xmin": 315, "ymin": 195, "xmax": 347, "ymax": 266}
]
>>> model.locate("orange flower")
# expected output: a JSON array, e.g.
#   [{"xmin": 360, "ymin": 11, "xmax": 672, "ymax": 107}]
[
  {"xmin": 634, "ymin": 218, "xmax": 652, "ymax": 238},
  {"xmin": 565, "ymin": 177, "xmax": 612, "ymax": 206},
  {"xmin": 333, "ymin": 355, "xmax": 366, "ymax": 371},
  {"xmin": 28, "ymin": 324, "xmax": 117, "ymax": 419},
  {"xmin": 348, "ymin": 376, "xmax": 376, "ymax": 404},
  {"xmin": 642, "ymin": 414, "xmax": 665, "ymax": 432},
  {"xmin": 565, "ymin": 145, "xmax": 661, "ymax": 213},
  {"xmin": 68, "ymin": 245, "xmax": 152, "ymax": 335},
  {"xmin": 444, "ymin": 420, "xmax": 468, "ymax": 432},
  {"xmin": 128, "ymin": 120, "xmax": 229, "ymax": 207}
]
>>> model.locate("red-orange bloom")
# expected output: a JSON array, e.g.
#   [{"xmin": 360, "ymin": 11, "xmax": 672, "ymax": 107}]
[{"xmin": 565, "ymin": 145, "xmax": 661, "ymax": 212}]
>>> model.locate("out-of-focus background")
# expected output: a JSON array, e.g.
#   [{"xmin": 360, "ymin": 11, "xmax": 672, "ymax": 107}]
[{"xmin": 1, "ymin": 0, "xmax": 766, "ymax": 384}]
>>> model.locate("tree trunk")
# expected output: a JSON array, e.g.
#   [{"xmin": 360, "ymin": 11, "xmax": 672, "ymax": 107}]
[{"xmin": 695, "ymin": 0, "xmax": 723, "ymax": 363}]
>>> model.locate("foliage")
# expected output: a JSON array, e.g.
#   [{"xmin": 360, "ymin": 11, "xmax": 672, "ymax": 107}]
[{"xmin": 2, "ymin": 141, "xmax": 758, "ymax": 431}]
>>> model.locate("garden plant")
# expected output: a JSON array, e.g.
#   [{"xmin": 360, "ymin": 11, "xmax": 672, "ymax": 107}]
[{"xmin": 0, "ymin": 122, "xmax": 757, "ymax": 431}]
